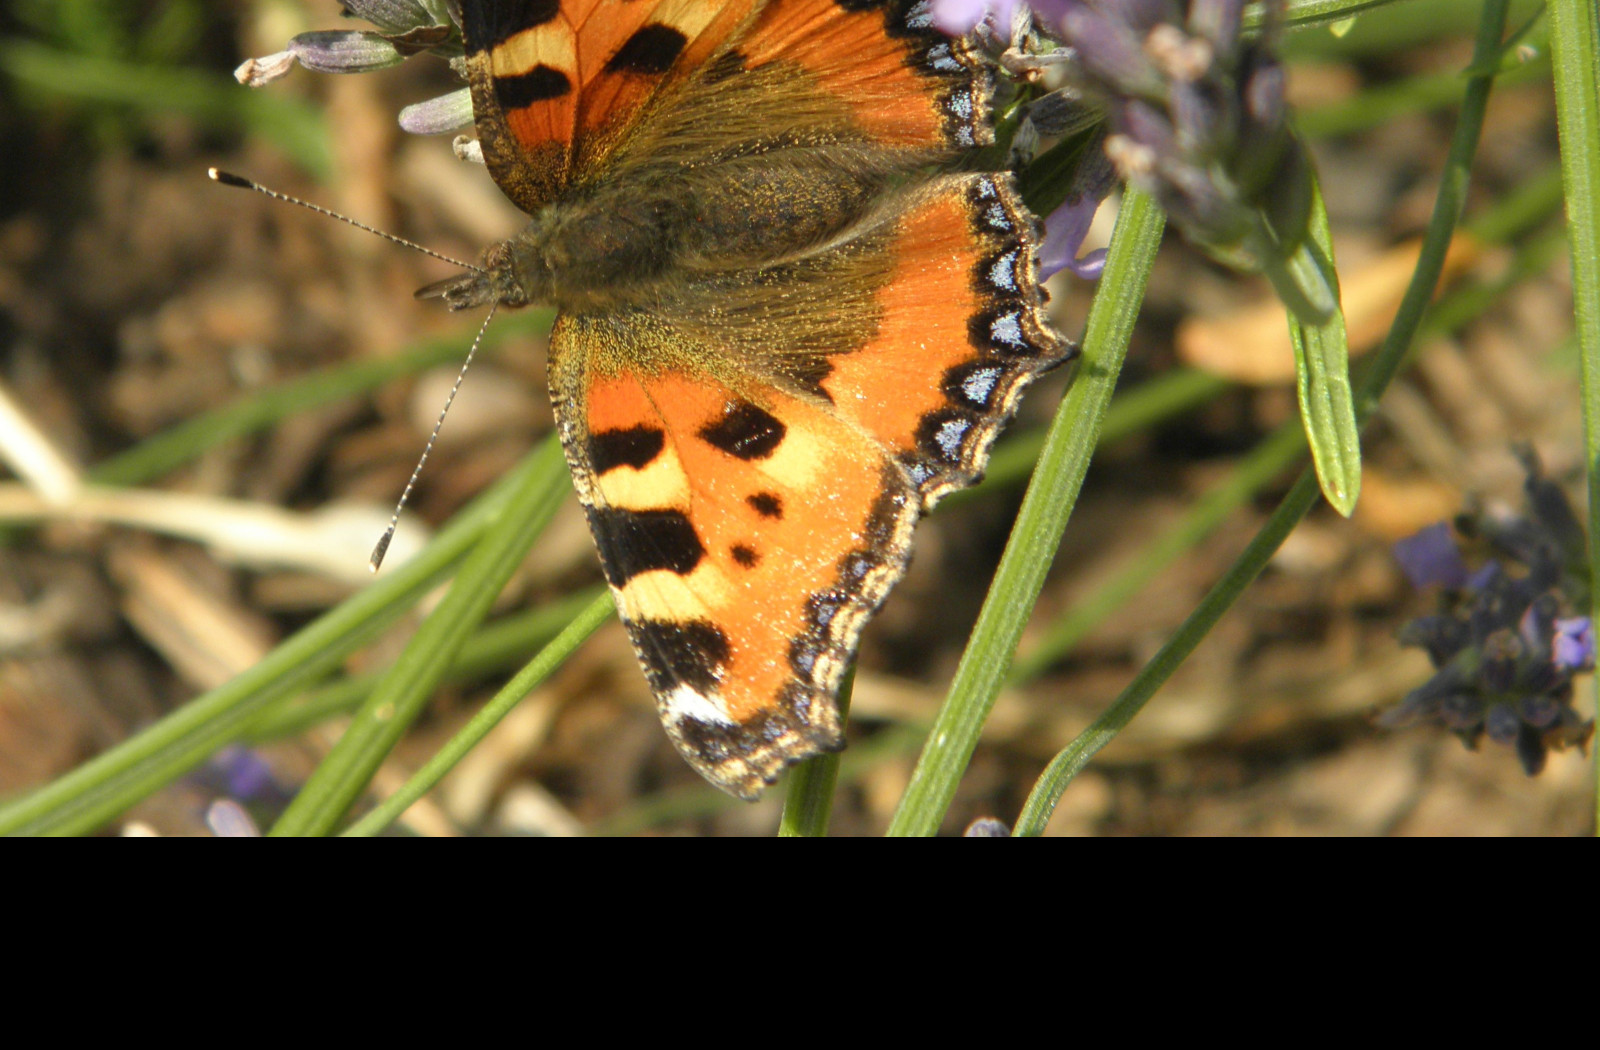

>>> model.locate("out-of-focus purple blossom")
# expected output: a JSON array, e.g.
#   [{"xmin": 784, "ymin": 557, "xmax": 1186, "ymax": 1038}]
[
  {"xmin": 963, "ymin": 816, "xmax": 1013, "ymax": 836},
  {"xmin": 210, "ymin": 745, "xmax": 277, "ymax": 800},
  {"xmin": 933, "ymin": 0, "xmax": 1039, "ymax": 35},
  {"xmin": 1393, "ymin": 522, "xmax": 1470, "ymax": 590},
  {"xmin": 1553, "ymin": 617, "xmax": 1594, "ymax": 671},
  {"xmin": 1382, "ymin": 454, "xmax": 1595, "ymax": 775}
]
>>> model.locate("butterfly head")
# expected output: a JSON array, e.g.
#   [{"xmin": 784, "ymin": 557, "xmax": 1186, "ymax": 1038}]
[{"xmin": 413, "ymin": 240, "xmax": 537, "ymax": 312}]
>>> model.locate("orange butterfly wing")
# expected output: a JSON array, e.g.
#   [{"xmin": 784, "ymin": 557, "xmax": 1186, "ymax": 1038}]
[
  {"xmin": 551, "ymin": 174, "xmax": 1067, "ymax": 797},
  {"xmin": 460, "ymin": 0, "xmax": 759, "ymax": 210}
]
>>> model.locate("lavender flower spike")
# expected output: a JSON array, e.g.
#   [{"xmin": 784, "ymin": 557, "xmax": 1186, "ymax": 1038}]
[
  {"xmin": 1383, "ymin": 457, "xmax": 1596, "ymax": 775},
  {"xmin": 1041, "ymin": 0, "xmax": 1333, "ymax": 322}
]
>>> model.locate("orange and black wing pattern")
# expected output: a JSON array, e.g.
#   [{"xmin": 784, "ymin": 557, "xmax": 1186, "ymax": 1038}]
[
  {"xmin": 458, "ymin": 0, "xmax": 760, "ymax": 211},
  {"xmin": 551, "ymin": 173, "xmax": 1069, "ymax": 798}
]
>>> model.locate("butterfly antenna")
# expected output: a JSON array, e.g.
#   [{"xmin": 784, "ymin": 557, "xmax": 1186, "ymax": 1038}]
[
  {"xmin": 208, "ymin": 167, "xmax": 484, "ymax": 273},
  {"xmin": 369, "ymin": 302, "xmax": 499, "ymax": 572}
]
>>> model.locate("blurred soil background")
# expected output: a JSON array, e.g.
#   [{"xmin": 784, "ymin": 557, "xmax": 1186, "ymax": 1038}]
[{"xmin": 0, "ymin": 0, "xmax": 1591, "ymax": 835}]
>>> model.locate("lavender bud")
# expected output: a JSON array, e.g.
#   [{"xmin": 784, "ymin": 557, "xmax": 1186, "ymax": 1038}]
[
  {"xmin": 1383, "ymin": 456, "xmax": 1594, "ymax": 774},
  {"xmin": 1061, "ymin": 6, "xmax": 1165, "ymax": 97},
  {"xmin": 400, "ymin": 88, "xmax": 475, "ymax": 135},
  {"xmin": 1439, "ymin": 693, "xmax": 1484, "ymax": 731},
  {"xmin": 290, "ymin": 30, "xmax": 406, "ymax": 76},
  {"xmin": 1479, "ymin": 629, "xmax": 1523, "ymax": 693},
  {"xmin": 1514, "ymin": 725, "xmax": 1549, "ymax": 775},
  {"xmin": 1520, "ymin": 694, "xmax": 1563, "ymax": 729}
]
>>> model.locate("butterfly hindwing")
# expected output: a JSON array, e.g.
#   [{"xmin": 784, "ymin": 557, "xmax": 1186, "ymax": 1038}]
[
  {"xmin": 550, "ymin": 172, "xmax": 1067, "ymax": 798},
  {"xmin": 553, "ymin": 350, "xmax": 915, "ymax": 796}
]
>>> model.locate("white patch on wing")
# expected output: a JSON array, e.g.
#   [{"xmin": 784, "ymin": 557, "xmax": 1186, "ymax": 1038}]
[{"xmin": 663, "ymin": 684, "xmax": 734, "ymax": 727}]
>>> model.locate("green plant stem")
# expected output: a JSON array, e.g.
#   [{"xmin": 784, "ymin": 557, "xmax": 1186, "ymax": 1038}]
[
  {"xmin": 1297, "ymin": 41, "xmax": 1547, "ymax": 139},
  {"xmin": 270, "ymin": 438, "xmax": 569, "ymax": 836},
  {"xmin": 885, "ymin": 191, "xmax": 1166, "ymax": 837},
  {"xmin": 342, "ymin": 590, "xmax": 615, "ymax": 836},
  {"xmin": 1268, "ymin": 0, "xmax": 1404, "ymax": 31},
  {"xmin": 1545, "ymin": 0, "xmax": 1600, "ymax": 831},
  {"xmin": 1016, "ymin": 0, "xmax": 1512, "ymax": 836},
  {"xmin": 777, "ymin": 666, "xmax": 855, "ymax": 837}
]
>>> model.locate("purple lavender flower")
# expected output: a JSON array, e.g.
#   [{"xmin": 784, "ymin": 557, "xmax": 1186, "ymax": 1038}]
[
  {"xmin": 1553, "ymin": 617, "xmax": 1594, "ymax": 671},
  {"xmin": 1036, "ymin": 143, "xmax": 1116, "ymax": 280},
  {"xmin": 1383, "ymin": 455, "xmax": 1595, "ymax": 775}
]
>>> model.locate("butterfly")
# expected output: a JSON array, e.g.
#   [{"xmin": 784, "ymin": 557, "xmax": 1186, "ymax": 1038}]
[{"xmin": 422, "ymin": 0, "xmax": 1071, "ymax": 798}]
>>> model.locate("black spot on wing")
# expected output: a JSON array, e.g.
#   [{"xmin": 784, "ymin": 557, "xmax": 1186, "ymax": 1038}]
[
  {"xmin": 746, "ymin": 492, "xmax": 783, "ymax": 519},
  {"xmin": 605, "ymin": 24, "xmax": 689, "ymax": 75},
  {"xmin": 586, "ymin": 507, "xmax": 704, "ymax": 586},
  {"xmin": 461, "ymin": 0, "xmax": 560, "ymax": 53},
  {"xmin": 590, "ymin": 426, "xmax": 664, "ymax": 474},
  {"xmin": 698, "ymin": 401, "xmax": 785, "ymax": 461},
  {"xmin": 633, "ymin": 619, "xmax": 728, "ymax": 697},
  {"xmin": 730, "ymin": 544, "xmax": 759, "ymax": 568},
  {"xmin": 494, "ymin": 65, "xmax": 572, "ymax": 109}
]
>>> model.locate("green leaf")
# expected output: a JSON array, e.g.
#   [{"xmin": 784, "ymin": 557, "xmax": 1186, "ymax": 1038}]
[{"xmin": 1287, "ymin": 182, "xmax": 1361, "ymax": 516}]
